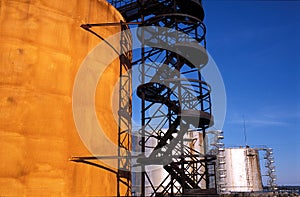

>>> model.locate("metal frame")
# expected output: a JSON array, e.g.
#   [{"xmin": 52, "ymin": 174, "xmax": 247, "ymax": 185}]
[
  {"xmin": 210, "ymin": 130, "xmax": 226, "ymax": 194},
  {"xmin": 71, "ymin": 1, "xmax": 221, "ymax": 196},
  {"xmin": 117, "ymin": 23, "xmax": 132, "ymax": 196},
  {"xmin": 70, "ymin": 2, "xmax": 278, "ymax": 196},
  {"xmin": 71, "ymin": 22, "xmax": 132, "ymax": 197},
  {"xmin": 253, "ymin": 147, "xmax": 278, "ymax": 191},
  {"xmin": 109, "ymin": 0, "xmax": 217, "ymax": 196}
]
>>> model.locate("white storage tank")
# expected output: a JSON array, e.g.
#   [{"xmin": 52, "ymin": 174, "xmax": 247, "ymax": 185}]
[{"xmin": 224, "ymin": 147, "xmax": 263, "ymax": 192}]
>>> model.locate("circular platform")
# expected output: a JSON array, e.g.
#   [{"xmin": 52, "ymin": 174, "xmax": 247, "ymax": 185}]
[
  {"xmin": 137, "ymin": 13, "xmax": 206, "ymax": 46},
  {"xmin": 180, "ymin": 109, "xmax": 213, "ymax": 128},
  {"xmin": 176, "ymin": 0, "xmax": 205, "ymax": 21},
  {"xmin": 173, "ymin": 42, "xmax": 208, "ymax": 69}
]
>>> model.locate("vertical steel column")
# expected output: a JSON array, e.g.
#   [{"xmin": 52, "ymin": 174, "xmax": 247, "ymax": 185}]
[
  {"xmin": 118, "ymin": 21, "xmax": 132, "ymax": 196},
  {"xmin": 70, "ymin": 20, "xmax": 132, "ymax": 196}
]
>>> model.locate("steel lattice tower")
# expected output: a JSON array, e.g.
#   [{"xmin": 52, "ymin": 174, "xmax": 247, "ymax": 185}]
[
  {"xmin": 73, "ymin": 0, "xmax": 218, "ymax": 196},
  {"xmin": 108, "ymin": 0, "xmax": 217, "ymax": 196}
]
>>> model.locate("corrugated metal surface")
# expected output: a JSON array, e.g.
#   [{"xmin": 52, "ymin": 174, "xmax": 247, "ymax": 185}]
[{"xmin": 224, "ymin": 147, "xmax": 263, "ymax": 192}]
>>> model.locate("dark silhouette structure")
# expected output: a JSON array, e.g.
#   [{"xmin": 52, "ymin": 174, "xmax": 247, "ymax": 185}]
[
  {"xmin": 109, "ymin": 0, "xmax": 217, "ymax": 196},
  {"xmin": 73, "ymin": 0, "xmax": 219, "ymax": 196}
]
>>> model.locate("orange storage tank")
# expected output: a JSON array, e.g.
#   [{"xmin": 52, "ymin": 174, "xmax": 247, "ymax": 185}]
[{"xmin": 0, "ymin": 0, "xmax": 130, "ymax": 196}]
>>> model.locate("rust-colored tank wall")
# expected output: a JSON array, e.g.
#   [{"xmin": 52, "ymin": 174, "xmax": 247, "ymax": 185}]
[{"xmin": 0, "ymin": 0, "xmax": 126, "ymax": 196}]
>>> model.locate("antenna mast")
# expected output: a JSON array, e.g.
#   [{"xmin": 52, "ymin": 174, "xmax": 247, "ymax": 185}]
[{"xmin": 243, "ymin": 115, "xmax": 248, "ymax": 146}]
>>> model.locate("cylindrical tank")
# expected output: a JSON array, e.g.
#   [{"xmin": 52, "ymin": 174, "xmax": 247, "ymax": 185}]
[
  {"xmin": 0, "ymin": 0, "xmax": 129, "ymax": 196},
  {"xmin": 132, "ymin": 131, "xmax": 206, "ymax": 196},
  {"xmin": 224, "ymin": 147, "xmax": 263, "ymax": 192},
  {"xmin": 187, "ymin": 131, "xmax": 207, "ymax": 189}
]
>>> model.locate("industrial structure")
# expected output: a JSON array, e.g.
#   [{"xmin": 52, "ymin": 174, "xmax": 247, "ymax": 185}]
[
  {"xmin": 69, "ymin": 0, "xmax": 278, "ymax": 196},
  {"xmin": 220, "ymin": 146, "xmax": 277, "ymax": 194},
  {"xmin": 255, "ymin": 147, "xmax": 278, "ymax": 192},
  {"xmin": 0, "ymin": 0, "xmax": 279, "ymax": 196},
  {"xmin": 74, "ymin": 0, "xmax": 221, "ymax": 195},
  {"xmin": 223, "ymin": 147, "xmax": 263, "ymax": 192},
  {"xmin": 108, "ymin": 0, "xmax": 218, "ymax": 196},
  {"xmin": 0, "ymin": 0, "xmax": 129, "ymax": 196}
]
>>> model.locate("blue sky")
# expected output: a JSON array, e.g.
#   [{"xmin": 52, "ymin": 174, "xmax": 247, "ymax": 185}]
[{"xmin": 203, "ymin": 0, "xmax": 300, "ymax": 185}]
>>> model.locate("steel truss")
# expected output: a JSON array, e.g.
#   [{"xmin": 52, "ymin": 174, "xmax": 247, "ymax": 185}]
[
  {"xmin": 109, "ymin": 0, "xmax": 217, "ymax": 196},
  {"xmin": 71, "ymin": 22, "xmax": 132, "ymax": 196}
]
